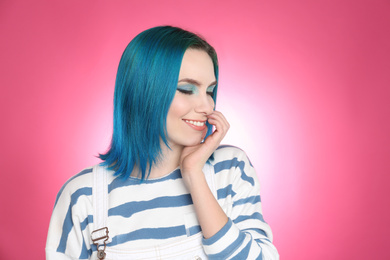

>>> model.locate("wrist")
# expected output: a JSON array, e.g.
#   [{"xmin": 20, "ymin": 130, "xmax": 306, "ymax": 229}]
[{"xmin": 181, "ymin": 169, "xmax": 206, "ymax": 192}]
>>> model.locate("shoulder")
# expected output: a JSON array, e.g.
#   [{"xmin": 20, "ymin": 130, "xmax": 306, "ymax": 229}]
[
  {"xmin": 211, "ymin": 145, "xmax": 252, "ymax": 166},
  {"xmin": 58, "ymin": 166, "xmax": 94, "ymax": 194},
  {"xmin": 47, "ymin": 167, "xmax": 97, "ymax": 257},
  {"xmin": 53, "ymin": 166, "xmax": 95, "ymax": 209},
  {"xmin": 210, "ymin": 145, "xmax": 258, "ymax": 185}
]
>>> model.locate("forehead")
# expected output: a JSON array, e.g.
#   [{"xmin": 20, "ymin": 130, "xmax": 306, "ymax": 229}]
[{"xmin": 178, "ymin": 49, "xmax": 216, "ymax": 85}]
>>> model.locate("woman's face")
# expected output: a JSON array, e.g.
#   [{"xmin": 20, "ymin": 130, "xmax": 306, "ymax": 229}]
[{"xmin": 166, "ymin": 48, "xmax": 216, "ymax": 148}]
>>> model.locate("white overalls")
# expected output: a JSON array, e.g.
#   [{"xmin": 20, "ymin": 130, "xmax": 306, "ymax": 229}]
[{"xmin": 90, "ymin": 164, "xmax": 216, "ymax": 260}]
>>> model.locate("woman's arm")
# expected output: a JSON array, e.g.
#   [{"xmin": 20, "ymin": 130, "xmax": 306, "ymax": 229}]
[
  {"xmin": 204, "ymin": 146, "xmax": 279, "ymax": 259},
  {"xmin": 180, "ymin": 111, "xmax": 278, "ymax": 259},
  {"xmin": 184, "ymin": 168, "xmax": 228, "ymax": 239},
  {"xmin": 180, "ymin": 111, "xmax": 230, "ymax": 239},
  {"xmin": 46, "ymin": 170, "xmax": 93, "ymax": 260}
]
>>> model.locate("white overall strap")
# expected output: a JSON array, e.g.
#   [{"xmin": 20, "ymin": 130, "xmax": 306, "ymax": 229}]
[
  {"xmin": 91, "ymin": 165, "xmax": 110, "ymax": 259},
  {"xmin": 203, "ymin": 162, "xmax": 217, "ymax": 199},
  {"xmin": 93, "ymin": 165, "xmax": 108, "ymax": 231}
]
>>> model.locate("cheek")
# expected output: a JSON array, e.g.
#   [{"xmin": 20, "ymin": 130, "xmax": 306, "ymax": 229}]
[{"xmin": 168, "ymin": 95, "xmax": 191, "ymax": 118}]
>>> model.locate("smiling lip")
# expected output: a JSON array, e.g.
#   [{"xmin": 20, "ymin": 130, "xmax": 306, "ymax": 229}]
[{"xmin": 183, "ymin": 119, "xmax": 207, "ymax": 131}]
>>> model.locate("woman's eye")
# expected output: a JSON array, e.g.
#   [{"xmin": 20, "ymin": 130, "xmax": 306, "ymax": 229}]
[
  {"xmin": 177, "ymin": 84, "xmax": 197, "ymax": 95},
  {"xmin": 177, "ymin": 89, "xmax": 194, "ymax": 95},
  {"xmin": 207, "ymin": 85, "xmax": 216, "ymax": 97}
]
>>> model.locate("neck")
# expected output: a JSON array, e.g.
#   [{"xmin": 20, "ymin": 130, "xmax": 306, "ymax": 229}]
[
  {"xmin": 151, "ymin": 142, "xmax": 183, "ymax": 178},
  {"xmin": 131, "ymin": 141, "xmax": 183, "ymax": 179}
]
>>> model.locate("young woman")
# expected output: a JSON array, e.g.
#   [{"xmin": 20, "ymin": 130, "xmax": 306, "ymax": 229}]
[{"xmin": 46, "ymin": 26, "xmax": 279, "ymax": 260}]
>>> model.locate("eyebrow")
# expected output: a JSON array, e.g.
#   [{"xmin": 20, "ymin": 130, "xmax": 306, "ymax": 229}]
[{"xmin": 178, "ymin": 78, "xmax": 217, "ymax": 87}]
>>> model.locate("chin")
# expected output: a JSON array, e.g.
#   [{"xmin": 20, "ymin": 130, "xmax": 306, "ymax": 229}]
[
  {"xmin": 177, "ymin": 136, "xmax": 203, "ymax": 147},
  {"xmin": 181, "ymin": 138, "xmax": 203, "ymax": 147},
  {"xmin": 168, "ymin": 132, "xmax": 204, "ymax": 148}
]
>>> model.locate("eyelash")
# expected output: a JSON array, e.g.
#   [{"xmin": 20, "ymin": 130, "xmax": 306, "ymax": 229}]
[
  {"xmin": 177, "ymin": 89, "xmax": 193, "ymax": 95},
  {"xmin": 207, "ymin": 90, "xmax": 215, "ymax": 98},
  {"xmin": 176, "ymin": 88, "xmax": 215, "ymax": 97}
]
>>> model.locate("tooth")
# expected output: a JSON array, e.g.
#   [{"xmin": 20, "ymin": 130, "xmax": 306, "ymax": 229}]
[{"xmin": 184, "ymin": 120, "xmax": 205, "ymax": 126}]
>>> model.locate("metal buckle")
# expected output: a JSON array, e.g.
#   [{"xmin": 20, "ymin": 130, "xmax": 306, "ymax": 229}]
[{"xmin": 91, "ymin": 227, "xmax": 109, "ymax": 259}]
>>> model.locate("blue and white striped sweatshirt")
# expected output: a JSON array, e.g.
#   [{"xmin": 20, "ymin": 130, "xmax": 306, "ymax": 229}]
[{"xmin": 46, "ymin": 145, "xmax": 279, "ymax": 259}]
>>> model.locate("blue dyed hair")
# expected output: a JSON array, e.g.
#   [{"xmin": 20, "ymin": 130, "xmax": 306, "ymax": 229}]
[{"xmin": 99, "ymin": 26, "xmax": 219, "ymax": 181}]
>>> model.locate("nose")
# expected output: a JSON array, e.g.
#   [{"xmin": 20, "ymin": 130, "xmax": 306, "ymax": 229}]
[{"xmin": 194, "ymin": 94, "xmax": 214, "ymax": 115}]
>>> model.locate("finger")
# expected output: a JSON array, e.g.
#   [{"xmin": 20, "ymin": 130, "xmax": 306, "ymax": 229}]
[
  {"xmin": 208, "ymin": 115, "xmax": 228, "ymax": 137},
  {"xmin": 207, "ymin": 113, "xmax": 229, "ymax": 135},
  {"xmin": 206, "ymin": 117, "xmax": 228, "ymax": 143},
  {"xmin": 208, "ymin": 111, "xmax": 230, "ymax": 130}
]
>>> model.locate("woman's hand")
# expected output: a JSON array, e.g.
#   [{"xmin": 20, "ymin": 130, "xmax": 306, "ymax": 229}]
[
  {"xmin": 179, "ymin": 111, "xmax": 230, "ymax": 238},
  {"xmin": 180, "ymin": 110, "xmax": 229, "ymax": 190}
]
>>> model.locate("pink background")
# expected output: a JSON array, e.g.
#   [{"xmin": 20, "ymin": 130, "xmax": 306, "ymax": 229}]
[{"xmin": 1, "ymin": 0, "xmax": 389, "ymax": 259}]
